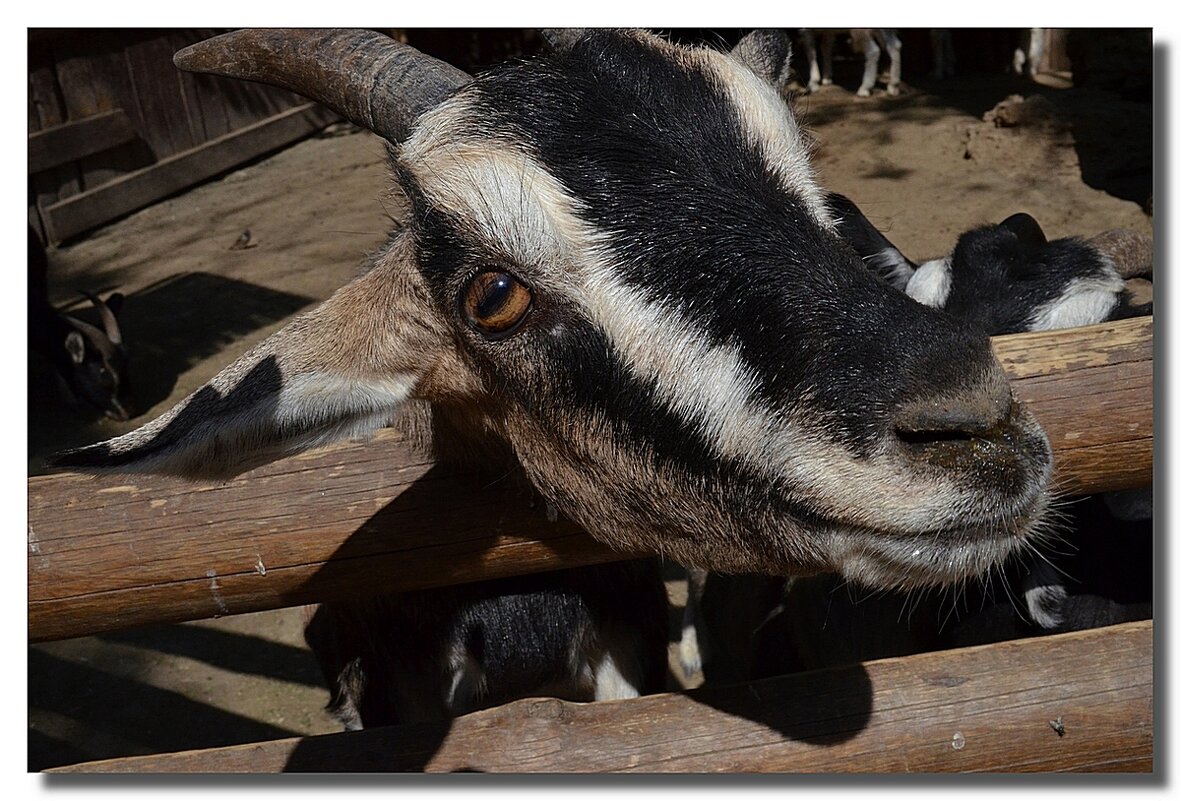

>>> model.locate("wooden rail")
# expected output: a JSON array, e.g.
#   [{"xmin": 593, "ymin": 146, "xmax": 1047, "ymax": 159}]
[
  {"xmin": 40, "ymin": 103, "xmax": 340, "ymax": 244},
  {"xmin": 27, "ymin": 317, "xmax": 1152, "ymax": 643},
  {"xmin": 50, "ymin": 620, "xmax": 1153, "ymax": 773},
  {"xmin": 27, "ymin": 110, "xmax": 139, "ymax": 175}
]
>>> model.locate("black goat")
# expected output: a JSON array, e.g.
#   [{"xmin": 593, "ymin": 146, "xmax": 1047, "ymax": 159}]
[{"xmin": 28, "ymin": 226, "xmax": 135, "ymax": 422}]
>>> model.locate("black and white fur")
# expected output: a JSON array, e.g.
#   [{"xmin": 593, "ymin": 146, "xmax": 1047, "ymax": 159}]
[
  {"xmin": 831, "ymin": 190, "xmax": 1152, "ymax": 616},
  {"xmin": 682, "ymin": 194, "xmax": 1151, "ymax": 682},
  {"xmin": 1014, "ymin": 28, "xmax": 1047, "ymax": 78},
  {"xmin": 49, "ymin": 30, "xmax": 1059, "ymax": 721},
  {"xmin": 306, "ymin": 561, "xmax": 669, "ymax": 727},
  {"xmin": 826, "ymin": 191, "xmax": 1152, "ymax": 333}
]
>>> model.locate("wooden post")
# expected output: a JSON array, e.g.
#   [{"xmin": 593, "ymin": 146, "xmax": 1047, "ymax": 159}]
[
  {"xmin": 49, "ymin": 620, "xmax": 1153, "ymax": 773},
  {"xmin": 28, "ymin": 317, "xmax": 1152, "ymax": 642}
]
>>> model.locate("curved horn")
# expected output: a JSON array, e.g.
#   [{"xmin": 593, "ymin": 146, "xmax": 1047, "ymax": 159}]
[
  {"xmin": 174, "ymin": 29, "xmax": 471, "ymax": 144},
  {"xmin": 1086, "ymin": 229, "xmax": 1153, "ymax": 279},
  {"xmin": 60, "ymin": 313, "xmax": 116, "ymax": 355},
  {"xmin": 79, "ymin": 290, "xmax": 123, "ymax": 346}
]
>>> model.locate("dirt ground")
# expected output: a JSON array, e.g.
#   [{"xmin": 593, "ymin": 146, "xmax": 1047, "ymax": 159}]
[{"xmin": 28, "ymin": 65, "xmax": 1152, "ymax": 771}]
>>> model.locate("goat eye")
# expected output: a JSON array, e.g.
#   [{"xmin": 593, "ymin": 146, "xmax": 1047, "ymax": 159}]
[{"xmin": 461, "ymin": 271, "xmax": 532, "ymax": 337}]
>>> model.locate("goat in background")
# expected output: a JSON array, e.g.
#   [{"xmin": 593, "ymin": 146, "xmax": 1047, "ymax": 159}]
[
  {"xmin": 682, "ymin": 193, "xmax": 1151, "ymax": 684},
  {"xmin": 800, "ymin": 29, "xmax": 903, "ymax": 97},
  {"xmin": 28, "ymin": 225, "xmax": 136, "ymax": 422}
]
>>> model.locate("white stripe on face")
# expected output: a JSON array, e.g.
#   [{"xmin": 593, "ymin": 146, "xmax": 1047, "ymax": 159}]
[
  {"xmin": 402, "ymin": 95, "xmax": 982, "ymax": 535},
  {"xmin": 702, "ymin": 48, "xmax": 835, "ymax": 231}
]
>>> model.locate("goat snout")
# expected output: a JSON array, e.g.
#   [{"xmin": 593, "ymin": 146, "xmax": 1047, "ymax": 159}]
[
  {"xmin": 892, "ymin": 372, "xmax": 1012, "ymax": 448},
  {"xmin": 865, "ymin": 321, "xmax": 1053, "ymax": 527}
]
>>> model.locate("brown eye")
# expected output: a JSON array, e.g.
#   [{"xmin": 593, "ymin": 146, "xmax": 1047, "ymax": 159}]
[{"xmin": 461, "ymin": 271, "xmax": 533, "ymax": 337}]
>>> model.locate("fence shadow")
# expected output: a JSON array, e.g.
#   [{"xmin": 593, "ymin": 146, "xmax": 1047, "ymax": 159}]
[{"xmin": 27, "ymin": 642, "xmax": 314, "ymax": 771}]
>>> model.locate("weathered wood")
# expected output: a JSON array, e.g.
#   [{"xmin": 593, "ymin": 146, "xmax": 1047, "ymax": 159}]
[
  {"xmin": 992, "ymin": 316, "xmax": 1153, "ymax": 493},
  {"xmin": 125, "ymin": 34, "xmax": 199, "ymax": 159},
  {"xmin": 27, "ymin": 110, "xmax": 138, "ymax": 175},
  {"xmin": 49, "ymin": 620, "xmax": 1153, "ymax": 773},
  {"xmin": 28, "ymin": 36, "xmax": 81, "ymax": 215},
  {"xmin": 41, "ymin": 102, "xmax": 339, "ymax": 243},
  {"xmin": 27, "ymin": 29, "xmax": 323, "ymax": 241},
  {"xmin": 28, "ymin": 430, "xmax": 631, "ymax": 642},
  {"xmin": 169, "ymin": 30, "xmax": 231, "ymax": 143},
  {"xmin": 27, "ymin": 317, "xmax": 1152, "ymax": 643},
  {"xmin": 51, "ymin": 29, "xmax": 153, "ymax": 193}
]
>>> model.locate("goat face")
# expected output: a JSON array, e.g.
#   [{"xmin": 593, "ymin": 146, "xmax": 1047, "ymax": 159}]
[
  {"xmin": 53, "ymin": 30, "xmax": 1051, "ymax": 590},
  {"xmin": 59, "ymin": 300, "xmax": 135, "ymax": 422},
  {"xmin": 29, "ymin": 226, "xmax": 136, "ymax": 421}
]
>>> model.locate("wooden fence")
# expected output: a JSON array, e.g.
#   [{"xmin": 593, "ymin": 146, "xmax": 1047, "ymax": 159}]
[
  {"xmin": 28, "ymin": 29, "xmax": 337, "ymax": 244},
  {"xmin": 52, "ymin": 620, "xmax": 1153, "ymax": 773},
  {"xmin": 28, "ymin": 315, "xmax": 1153, "ymax": 773}
]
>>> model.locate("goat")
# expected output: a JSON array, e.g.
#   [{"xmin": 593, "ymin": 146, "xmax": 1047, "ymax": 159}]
[
  {"xmin": 1014, "ymin": 28, "xmax": 1047, "ymax": 78},
  {"xmin": 800, "ymin": 29, "xmax": 902, "ymax": 97},
  {"xmin": 826, "ymin": 192, "xmax": 1153, "ymax": 331},
  {"xmin": 831, "ymin": 190, "xmax": 1153, "ymax": 620},
  {"xmin": 686, "ymin": 493, "xmax": 1151, "ymax": 683},
  {"xmin": 51, "ymin": 29, "xmax": 1056, "ymax": 718},
  {"xmin": 28, "ymin": 225, "xmax": 136, "ymax": 421},
  {"xmin": 305, "ymin": 560, "xmax": 669, "ymax": 727},
  {"xmin": 683, "ymin": 194, "xmax": 1151, "ymax": 682}
]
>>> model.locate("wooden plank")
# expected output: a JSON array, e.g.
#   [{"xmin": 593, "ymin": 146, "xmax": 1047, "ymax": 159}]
[
  {"xmin": 28, "ymin": 35, "xmax": 81, "ymax": 215},
  {"xmin": 51, "ymin": 29, "xmax": 150, "ymax": 193},
  {"xmin": 124, "ymin": 33, "xmax": 198, "ymax": 159},
  {"xmin": 27, "ymin": 110, "xmax": 138, "ymax": 175},
  {"xmin": 169, "ymin": 30, "xmax": 229, "ymax": 143},
  {"xmin": 40, "ymin": 102, "xmax": 339, "ymax": 243},
  {"xmin": 27, "ymin": 318, "xmax": 1153, "ymax": 642},
  {"xmin": 49, "ymin": 620, "xmax": 1153, "ymax": 773},
  {"xmin": 990, "ymin": 315, "xmax": 1151, "ymax": 379},
  {"xmin": 27, "ymin": 430, "xmax": 631, "ymax": 642},
  {"xmin": 993, "ymin": 316, "xmax": 1153, "ymax": 493}
]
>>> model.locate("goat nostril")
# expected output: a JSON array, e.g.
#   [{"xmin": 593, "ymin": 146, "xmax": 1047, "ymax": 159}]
[
  {"xmin": 893, "ymin": 391, "xmax": 1013, "ymax": 451},
  {"xmin": 894, "ymin": 427, "xmax": 975, "ymax": 447}
]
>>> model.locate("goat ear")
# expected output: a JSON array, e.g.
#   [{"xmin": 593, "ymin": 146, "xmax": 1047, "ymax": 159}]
[
  {"xmin": 540, "ymin": 28, "xmax": 588, "ymax": 51},
  {"xmin": 999, "ymin": 213, "xmax": 1048, "ymax": 248},
  {"xmin": 731, "ymin": 29, "xmax": 793, "ymax": 90},
  {"xmin": 64, "ymin": 330, "xmax": 86, "ymax": 365},
  {"xmin": 826, "ymin": 192, "xmax": 916, "ymax": 291},
  {"xmin": 50, "ymin": 242, "xmax": 452, "ymax": 480}
]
